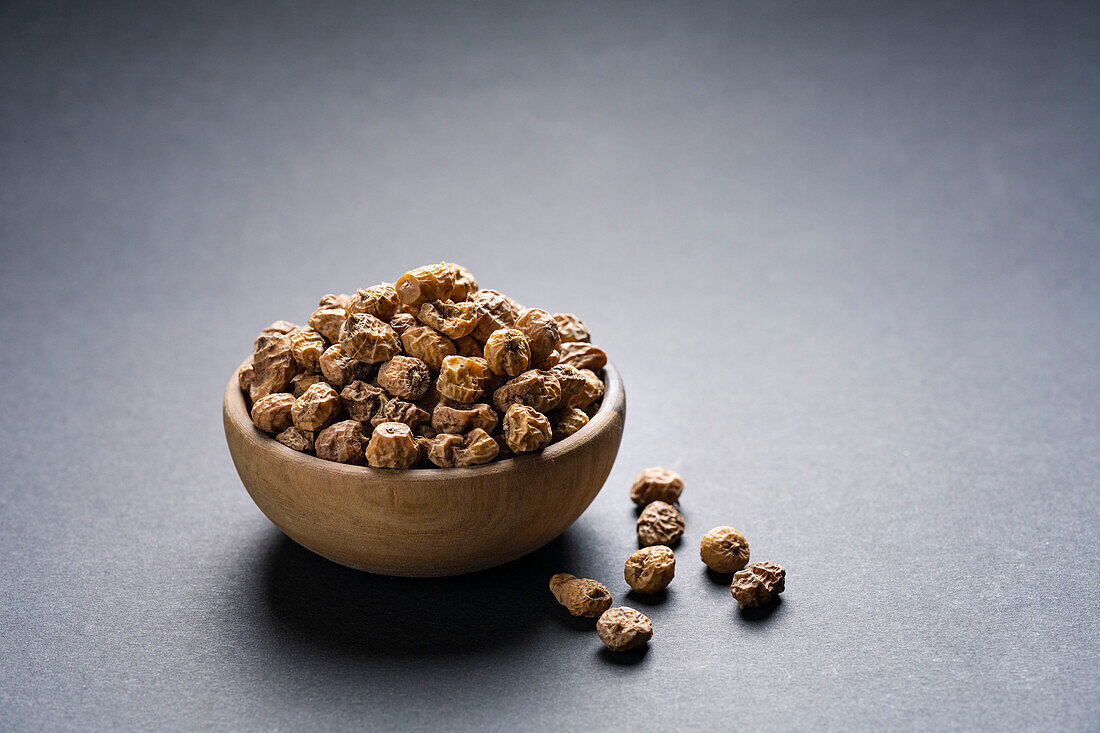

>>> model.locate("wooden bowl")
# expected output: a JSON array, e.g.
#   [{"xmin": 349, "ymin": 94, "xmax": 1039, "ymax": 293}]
[{"xmin": 223, "ymin": 361, "xmax": 626, "ymax": 576}]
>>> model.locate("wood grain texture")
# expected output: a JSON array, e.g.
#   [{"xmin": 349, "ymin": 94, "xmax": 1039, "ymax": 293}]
[{"xmin": 223, "ymin": 361, "xmax": 625, "ymax": 576}]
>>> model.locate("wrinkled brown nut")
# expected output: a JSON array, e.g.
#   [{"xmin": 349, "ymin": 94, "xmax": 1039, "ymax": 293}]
[
  {"xmin": 288, "ymin": 327, "xmax": 327, "ymax": 372},
  {"xmin": 490, "ymin": 432, "xmax": 513, "ymax": 459},
  {"xmin": 255, "ymin": 320, "xmax": 298, "ymax": 345},
  {"xmin": 551, "ymin": 407, "xmax": 589, "ymax": 440},
  {"xmin": 339, "ymin": 380, "xmax": 388, "ymax": 422},
  {"xmin": 502, "ymin": 404, "xmax": 552, "ymax": 453},
  {"xmin": 366, "ymin": 421, "xmax": 420, "ymax": 469},
  {"xmin": 417, "ymin": 299, "xmax": 479, "ymax": 339},
  {"xmin": 291, "ymin": 382, "xmax": 341, "ymax": 432},
  {"xmin": 469, "ymin": 289, "xmax": 521, "ymax": 341},
  {"xmin": 731, "ymin": 561, "xmax": 786, "ymax": 608},
  {"xmin": 308, "ymin": 307, "xmax": 347, "ymax": 343},
  {"xmin": 624, "ymin": 546, "xmax": 676, "ymax": 594},
  {"xmin": 700, "ymin": 527, "xmax": 750, "ymax": 574},
  {"xmin": 427, "ymin": 428, "xmax": 500, "ymax": 467},
  {"xmin": 250, "ymin": 393, "xmax": 295, "ymax": 433},
  {"xmin": 549, "ymin": 573, "xmax": 612, "ymax": 618},
  {"xmin": 552, "ymin": 313, "xmax": 591, "ymax": 343},
  {"xmin": 318, "ymin": 344, "xmax": 372, "ymax": 388},
  {"xmin": 637, "ymin": 501, "xmax": 685, "ymax": 547},
  {"xmin": 290, "ymin": 372, "xmax": 324, "ymax": 397},
  {"xmin": 315, "ymin": 420, "xmax": 368, "ymax": 464},
  {"xmin": 432, "ymin": 402, "xmax": 498, "ymax": 434},
  {"xmin": 395, "ymin": 263, "xmax": 455, "ymax": 306},
  {"xmin": 346, "ymin": 284, "xmax": 400, "ymax": 322},
  {"xmin": 339, "ymin": 313, "xmax": 402, "ymax": 364},
  {"xmin": 558, "ymin": 342, "xmax": 607, "ymax": 371},
  {"xmin": 388, "ymin": 313, "xmax": 420, "ymax": 336},
  {"xmin": 415, "ymin": 383, "xmax": 448, "ymax": 414},
  {"xmin": 376, "ymin": 355, "xmax": 431, "ymax": 401},
  {"xmin": 514, "ymin": 308, "xmax": 561, "ymax": 368},
  {"xmin": 597, "ymin": 607, "xmax": 652, "ymax": 651},
  {"xmin": 370, "ymin": 399, "xmax": 430, "ymax": 428},
  {"xmin": 630, "ymin": 467, "xmax": 684, "ymax": 506},
  {"xmin": 446, "ymin": 263, "xmax": 478, "ymax": 301},
  {"xmin": 238, "ymin": 361, "xmax": 254, "ymax": 392},
  {"xmin": 275, "ymin": 426, "xmax": 314, "ymax": 452},
  {"xmin": 435, "ymin": 356, "xmax": 488, "ymax": 402},
  {"xmin": 318, "ymin": 293, "xmax": 352, "ymax": 311},
  {"xmin": 414, "ymin": 423, "xmax": 437, "ymax": 439},
  {"xmin": 400, "ymin": 326, "xmax": 456, "ymax": 372},
  {"xmin": 550, "ymin": 364, "xmax": 603, "ymax": 409},
  {"xmin": 250, "ymin": 334, "xmax": 297, "ymax": 401},
  {"xmin": 453, "ymin": 335, "xmax": 484, "ymax": 357},
  {"xmin": 483, "ymin": 328, "xmax": 531, "ymax": 377},
  {"xmin": 493, "ymin": 370, "xmax": 562, "ymax": 413}
]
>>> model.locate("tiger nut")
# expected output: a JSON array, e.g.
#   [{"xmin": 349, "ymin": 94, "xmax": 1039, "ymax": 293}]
[
  {"xmin": 291, "ymin": 382, "xmax": 341, "ymax": 432},
  {"xmin": 630, "ymin": 467, "xmax": 684, "ymax": 507},
  {"xmin": 549, "ymin": 573, "xmax": 612, "ymax": 618},
  {"xmin": 502, "ymin": 404, "xmax": 552, "ymax": 453},
  {"xmin": 395, "ymin": 262, "xmax": 455, "ymax": 306},
  {"xmin": 365, "ymin": 421, "xmax": 420, "ymax": 469},
  {"xmin": 376, "ymin": 355, "xmax": 432, "ymax": 401},
  {"xmin": 636, "ymin": 501, "xmax": 685, "ymax": 547},
  {"xmin": 624, "ymin": 546, "xmax": 676, "ymax": 594},
  {"xmin": 436, "ymin": 356, "xmax": 488, "ymax": 403},
  {"xmin": 700, "ymin": 526, "xmax": 750, "ymax": 574},
  {"xmin": 426, "ymin": 428, "xmax": 500, "ymax": 467},
  {"xmin": 250, "ymin": 392, "xmax": 295, "ymax": 434},
  {"xmin": 417, "ymin": 300, "xmax": 479, "ymax": 339},
  {"xmin": 483, "ymin": 328, "xmax": 531, "ymax": 377},
  {"xmin": 596, "ymin": 607, "xmax": 652, "ymax": 652},
  {"xmin": 730, "ymin": 561, "xmax": 786, "ymax": 608},
  {"xmin": 315, "ymin": 420, "xmax": 368, "ymax": 465},
  {"xmin": 401, "ymin": 326, "xmax": 456, "ymax": 372},
  {"xmin": 339, "ymin": 313, "xmax": 402, "ymax": 364}
]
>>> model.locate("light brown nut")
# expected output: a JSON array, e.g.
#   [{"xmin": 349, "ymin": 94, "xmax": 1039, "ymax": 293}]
[
  {"xmin": 624, "ymin": 546, "xmax": 676, "ymax": 594},
  {"xmin": 730, "ymin": 561, "xmax": 786, "ymax": 608},
  {"xmin": 514, "ymin": 308, "xmax": 561, "ymax": 368},
  {"xmin": 315, "ymin": 420, "xmax": 368, "ymax": 464},
  {"xmin": 630, "ymin": 467, "xmax": 684, "ymax": 507},
  {"xmin": 366, "ymin": 421, "xmax": 420, "ymax": 469},
  {"xmin": 550, "ymin": 364, "xmax": 603, "ymax": 409},
  {"xmin": 238, "ymin": 361, "xmax": 254, "ymax": 392},
  {"xmin": 414, "ymin": 435, "xmax": 434, "ymax": 466},
  {"xmin": 388, "ymin": 313, "xmax": 420, "ymax": 336},
  {"xmin": 502, "ymin": 404, "xmax": 552, "ymax": 453},
  {"xmin": 700, "ymin": 527, "xmax": 750, "ymax": 574},
  {"xmin": 376, "ymin": 355, "xmax": 432, "ymax": 401},
  {"xmin": 483, "ymin": 328, "xmax": 531, "ymax": 377},
  {"xmin": 401, "ymin": 326, "xmax": 457, "ymax": 372},
  {"xmin": 290, "ymin": 372, "xmax": 324, "ymax": 398},
  {"xmin": 339, "ymin": 380, "xmax": 388, "ymax": 422},
  {"xmin": 493, "ymin": 370, "xmax": 562, "ymax": 413},
  {"xmin": 414, "ymin": 423, "xmax": 438, "ymax": 439},
  {"xmin": 395, "ymin": 263, "xmax": 455, "ymax": 306},
  {"xmin": 291, "ymin": 382, "xmax": 341, "ymax": 432},
  {"xmin": 318, "ymin": 344, "xmax": 373, "ymax": 389},
  {"xmin": 427, "ymin": 428, "xmax": 500, "ymax": 467},
  {"xmin": 558, "ymin": 342, "xmax": 607, "ymax": 372},
  {"xmin": 318, "ymin": 293, "xmax": 352, "ymax": 311},
  {"xmin": 453, "ymin": 335, "xmax": 484, "ymax": 357},
  {"xmin": 288, "ymin": 327, "xmax": 327, "ymax": 372},
  {"xmin": 339, "ymin": 313, "xmax": 402, "ymax": 364},
  {"xmin": 275, "ymin": 426, "xmax": 314, "ymax": 452},
  {"xmin": 435, "ymin": 356, "xmax": 489, "ymax": 402},
  {"xmin": 346, "ymin": 284, "xmax": 400, "ymax": 322},
  {"xmin": 250, "ymin": 393, "xmax": 295, "ymax": 434},
  {"xmin": 636, "ymin": 501, "xmax": 685, "ymax": 547},
  {"xmin": 551, "ymin": 407, "xmax": 589, "ymax": 440},
  {"xmin": 432, "ymin": 402, "xmax": 499, "ymax": 434},
  {"xmin": 255, "ymin": 320, "xmax": 298, "ymax": 346},
  {"xmin": 370, "ymin": 399, "xmax": 430, "ymax": 429},
  {"xmin": 308, "ymin": 307, "xmax": 348, "ymax": 343},
  {"xmin": 469, "ymin": 289, "xmax": 521, "ymax": 341},
  {"xmin": 549, "ymin": 573, "xmax": 612, "ymax": 618},
  {"xmin": 446, "ymin": 263, "xmax": 478, "ymax": 301},
  {"xmin": 596, "ymin": 607, "xmax": 652, "ymax": 651},
  {"xmin": 552, "ymin": 313, "xmax": 591, "ymax": 343},
  {"xmin": 250, "ymin": 334, "xmax": 298, "ymax": 401},
  {"xmin": 416, "ymin": 299, "xmax": 479, "ymax": 339}
]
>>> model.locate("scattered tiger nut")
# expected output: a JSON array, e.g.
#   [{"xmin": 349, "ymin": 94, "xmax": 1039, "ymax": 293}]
[
  {"xmin": 624, "ymin": 546, "xmax": 676, "ymax": 594},
  {"xmin": 291, "ymin": 382, "xmax": 341, "ymax": 432},
  {"xmin": 307, "ymin": 307, "xmax": 347, "ymax": 344},
  {"xmin": 637, "ymin": 501, "xmax": 685, "ymax": 547},
  {"xmin": 552, "ymin": 313, "xmax": 591, "ymax": 343},
  {"xmin": 630, "ymin": 467, "xmax": 684, "ymax": 507},
  {"xmin": 339, "ymin": 380, "xmax": 387, "ymax": 422},
  {"xmin": 492, "ymin": 370, "xmax": 562, "ymax": 413},
  {"xmin": 346, "ymin": 284, "xmax": 400, "ymax": 322},
  {"xmin": 700, "ymin": 527, "xmax": 750, "ymax": 574},
  {"xmin": 366, "ymin": 421, "xmax": 420, "ymax": 469},
  {"xmin": 549, "ymin": 573, "xmax": 612, "ymax": 618},
  {"xmin": 275, "ymin": 426, "xmax": 314, "ymax": 452},
  {"xmin": 376, "ymin": 355, "xmax": 432, "ymax": 401},
  {"xmin": 370, "ymin": 399, "xmax": 430, "ymax": 429},
  {"xmin": 318, "ymin": 344, "xmax": 372, "ymax": 389},
  {"xmin": 250, "ymin": 334, "xmax": 298, "ymax": 401},
  {"xmin": 436, "ymin": 356, "xmax": 488, "ymax": 402},
  {"xmin": 427, "ymin": 428, "xmax": 500, "ymax": 467},
  {"xmin": 401, "ymin": 326, "xmax": 456, "ymax": 372},
  {"xmin": 446, "ymin": 263, "xmax": 479, "ymax": 301},
  {"xmin": 730, "ymin": 561, "xmax": 786, "ymax": 608},
  {"xmin": 502, "ymin": 403, "xmax": 553, "ymax": 453},
  {"xmin": 558, "ymin": 342, "xmax": 607, "ymax": 371},
  {"xmin": 339, "ymin": 313, "xmax": 402, "ymax": 364},
  {"xmin": 417, "ymin": 299, "xmax": 479, "ymax": 339},
  {"xmin": 483, "ymin": 328, "xmax": 531, "ymax": 377},
  {"xmin": 469, "ymin": 289, "xmax": 521, "ymax": 341},
  {"xmin": 395, "ymin": 262, "xmax": 455, "ymax": 306},
  {"xmin": 596, "ymin": 607, "xmax": 652, "ymax": 652},
  {"xmin": 551, "ymin": 407, "xmax": 589, "ymax": 441},
  {"xmin": 315, "ymin": 420, "xmax": 368, "ymax": 465},
  {"xmin": 431, "ymin": 402, "xmax": 498, "ymax": 434},
  {"xmin": 250, "ymin": 392, "xmax": 295, "ymax": 434}
]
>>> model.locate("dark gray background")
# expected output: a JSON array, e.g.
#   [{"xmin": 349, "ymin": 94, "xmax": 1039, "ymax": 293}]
[{"xmin": 2, "ymin": 1, "xmax": 1097, "ymax": 730}]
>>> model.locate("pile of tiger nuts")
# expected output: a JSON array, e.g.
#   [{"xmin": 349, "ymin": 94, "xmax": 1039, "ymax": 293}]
[
  {"xmin": 238, "ymin": 262, "xmax": 609, "ymax": 469},
  {"xmin": 551, "ymin": 467, "xmax": 786, "ymax": 653}
]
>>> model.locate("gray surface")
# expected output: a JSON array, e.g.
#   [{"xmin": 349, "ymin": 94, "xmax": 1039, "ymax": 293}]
[{"xmin": 2, "ymin": 1, "xmax": 1098, "ymax": 730}]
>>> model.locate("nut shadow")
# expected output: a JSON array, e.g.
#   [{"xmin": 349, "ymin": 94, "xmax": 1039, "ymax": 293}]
[
  {"xmin": 739, "ymin": 596, "xmax": 784, "ymax": 623},
  {"xmin": 625, "ymin": 589, "xmax": 669, "ymax": 607},
  {"xmin": 704, "ymin": 567, "xmax": 733, "ymax": 586},
  {"xmin": 597, "ymin": 645, "xmax": 650, "ymax": 666}
]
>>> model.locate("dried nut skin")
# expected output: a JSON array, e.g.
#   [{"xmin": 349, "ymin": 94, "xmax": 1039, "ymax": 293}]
[
  {"xmin": 432, "ymin": 402, "xmax": 498, "ymax": 434},
  {"xmin": 551, "ymin": 407, "xmax": 589, "ymax": 440},
  {"xmin": 395, "ymin": 263, "xmax": 455, "ymax": 306},
  {"xmin": 308, "ymin": 307, "xmax": 348, "ymax": 343},
  {"xmin": 251, "ymin": 393, "xmax": 295, "ymax": 434},
  {"xmin": 549, "ymin": 573, "xmax": 612, "ymax": 618},
  {"xmin": 288, "ymin": 327, "xmax": 327, "ymax": 372},
  {"xmin": 552, "ymin": 312, "xmax": 591, "ymax": 343},
  {"xmin": 290, "ymin": 372, "xmax": 323, "ymax": 398},
  {"xmin": 730, "ymin": 561, "xmax": 786, "ymax": 608},
  {"xmin": 435, "ymin": 356, "xmax": 488, "ymax": 403},
  {"xmin": 402, "ymin": 326, "xmax": 457, "ymax": 373},
  {"xmin": 492, "ymin": 370, "xmax": 562, "ymax": 413},
  {"xmin": 315, "ymin": 420, "xmax": 369, "ymax": 464},
  {"xmin": 446, "ymin": 263, "xmax": 478, "ymax": 301},
  {"xmin": 370, "ymin": 399, "xmax": 430, "ymax": 428},
  {"xmin": 388, "ymin": 313, "xmax": 420, "ymax": 336},
  {"xmin": 346, "ymin": 285, "xmax": 400, "ymax": 322},
  {"xmin": 366, "ymin": 421, "xmax": 420, "ymax": 469},
  {"xmin": 275, "ymin": 426, "xmax": 314, "ymax": 452},
  {"xmin": 630, "ymin": 467, "xmax": 685, "ymax": 506},
  {"xmin": 319, "ymin": 344, "xmax": 372, "ymax": 388},
  {"xmin": 318, "ymin": 293, "xmax": 352, "ymax": 311},
  {"xmin": 237, "ymin": 361, "xmax": 254, "ymax": 392},
  {"xmin": 376, "ymin": 355, "xmax": 432, "ymax": 401},
  {"xmin": 596, "ymin": 607, "xmax": 653, "ymax": 651},
  {"xmin": 700, "ymin": 527, "xmax": 750, "ymax": 574},
  {"xmin": 470, "ymin": 289, "xmax": 521, "ymax": 341},
  {"xmin": 553, "ymin": 365, "xmax": 604, "ymax": 410},
  {"xmin": 339, "ymin": 380, "xmax": 388, "ymax": 422},
  {"xmin": 624, "ymin": 546, "xmax": 676, "ymax": 594},
  {"xmin": 514, "ymin": 308, "xmax": 561, "ymax": 367},
  {"xmin": 558, "ymin": 342, "xmax": 608, "ymax": 372},
  {"xmin": 427, "ymin": 428, "xmax": 499, "ymax": 467},
  {"xmin": 290, "ymin": 382, "xmax": 341, "ymax": 432},
  {"xmin": 339, "ymin": 313, "xmax": 402, "ymax": 363},
  {"xmin": 250, "ymin": 334, "xmax": 298, "ymax": 401},
  {"xmin": 256, "ymin": 320, "xmax": 298, "ymax": 344},
  {"xmin": 502, "ymin": 404, "xmax": 553, "ymax": 453},
  {"xmin": 453, "ymin": 335, "xmax": 483, "ymax": 357},
  {"xmin": 637, "ymin": 501, "xmax": 685, "ymax": 546},
  {"xmin": 483, "ymin": 328, "xmax": 531, "ymax": 377},
  {"xmin": 417, "ymin": 300, "xmax": 479, "ymax": 339}
]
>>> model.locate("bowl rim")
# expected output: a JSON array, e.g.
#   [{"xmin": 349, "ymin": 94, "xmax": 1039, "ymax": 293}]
[{"xmin": 224, "ymin": 358, "xmax": 625, "ymax": 482}]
